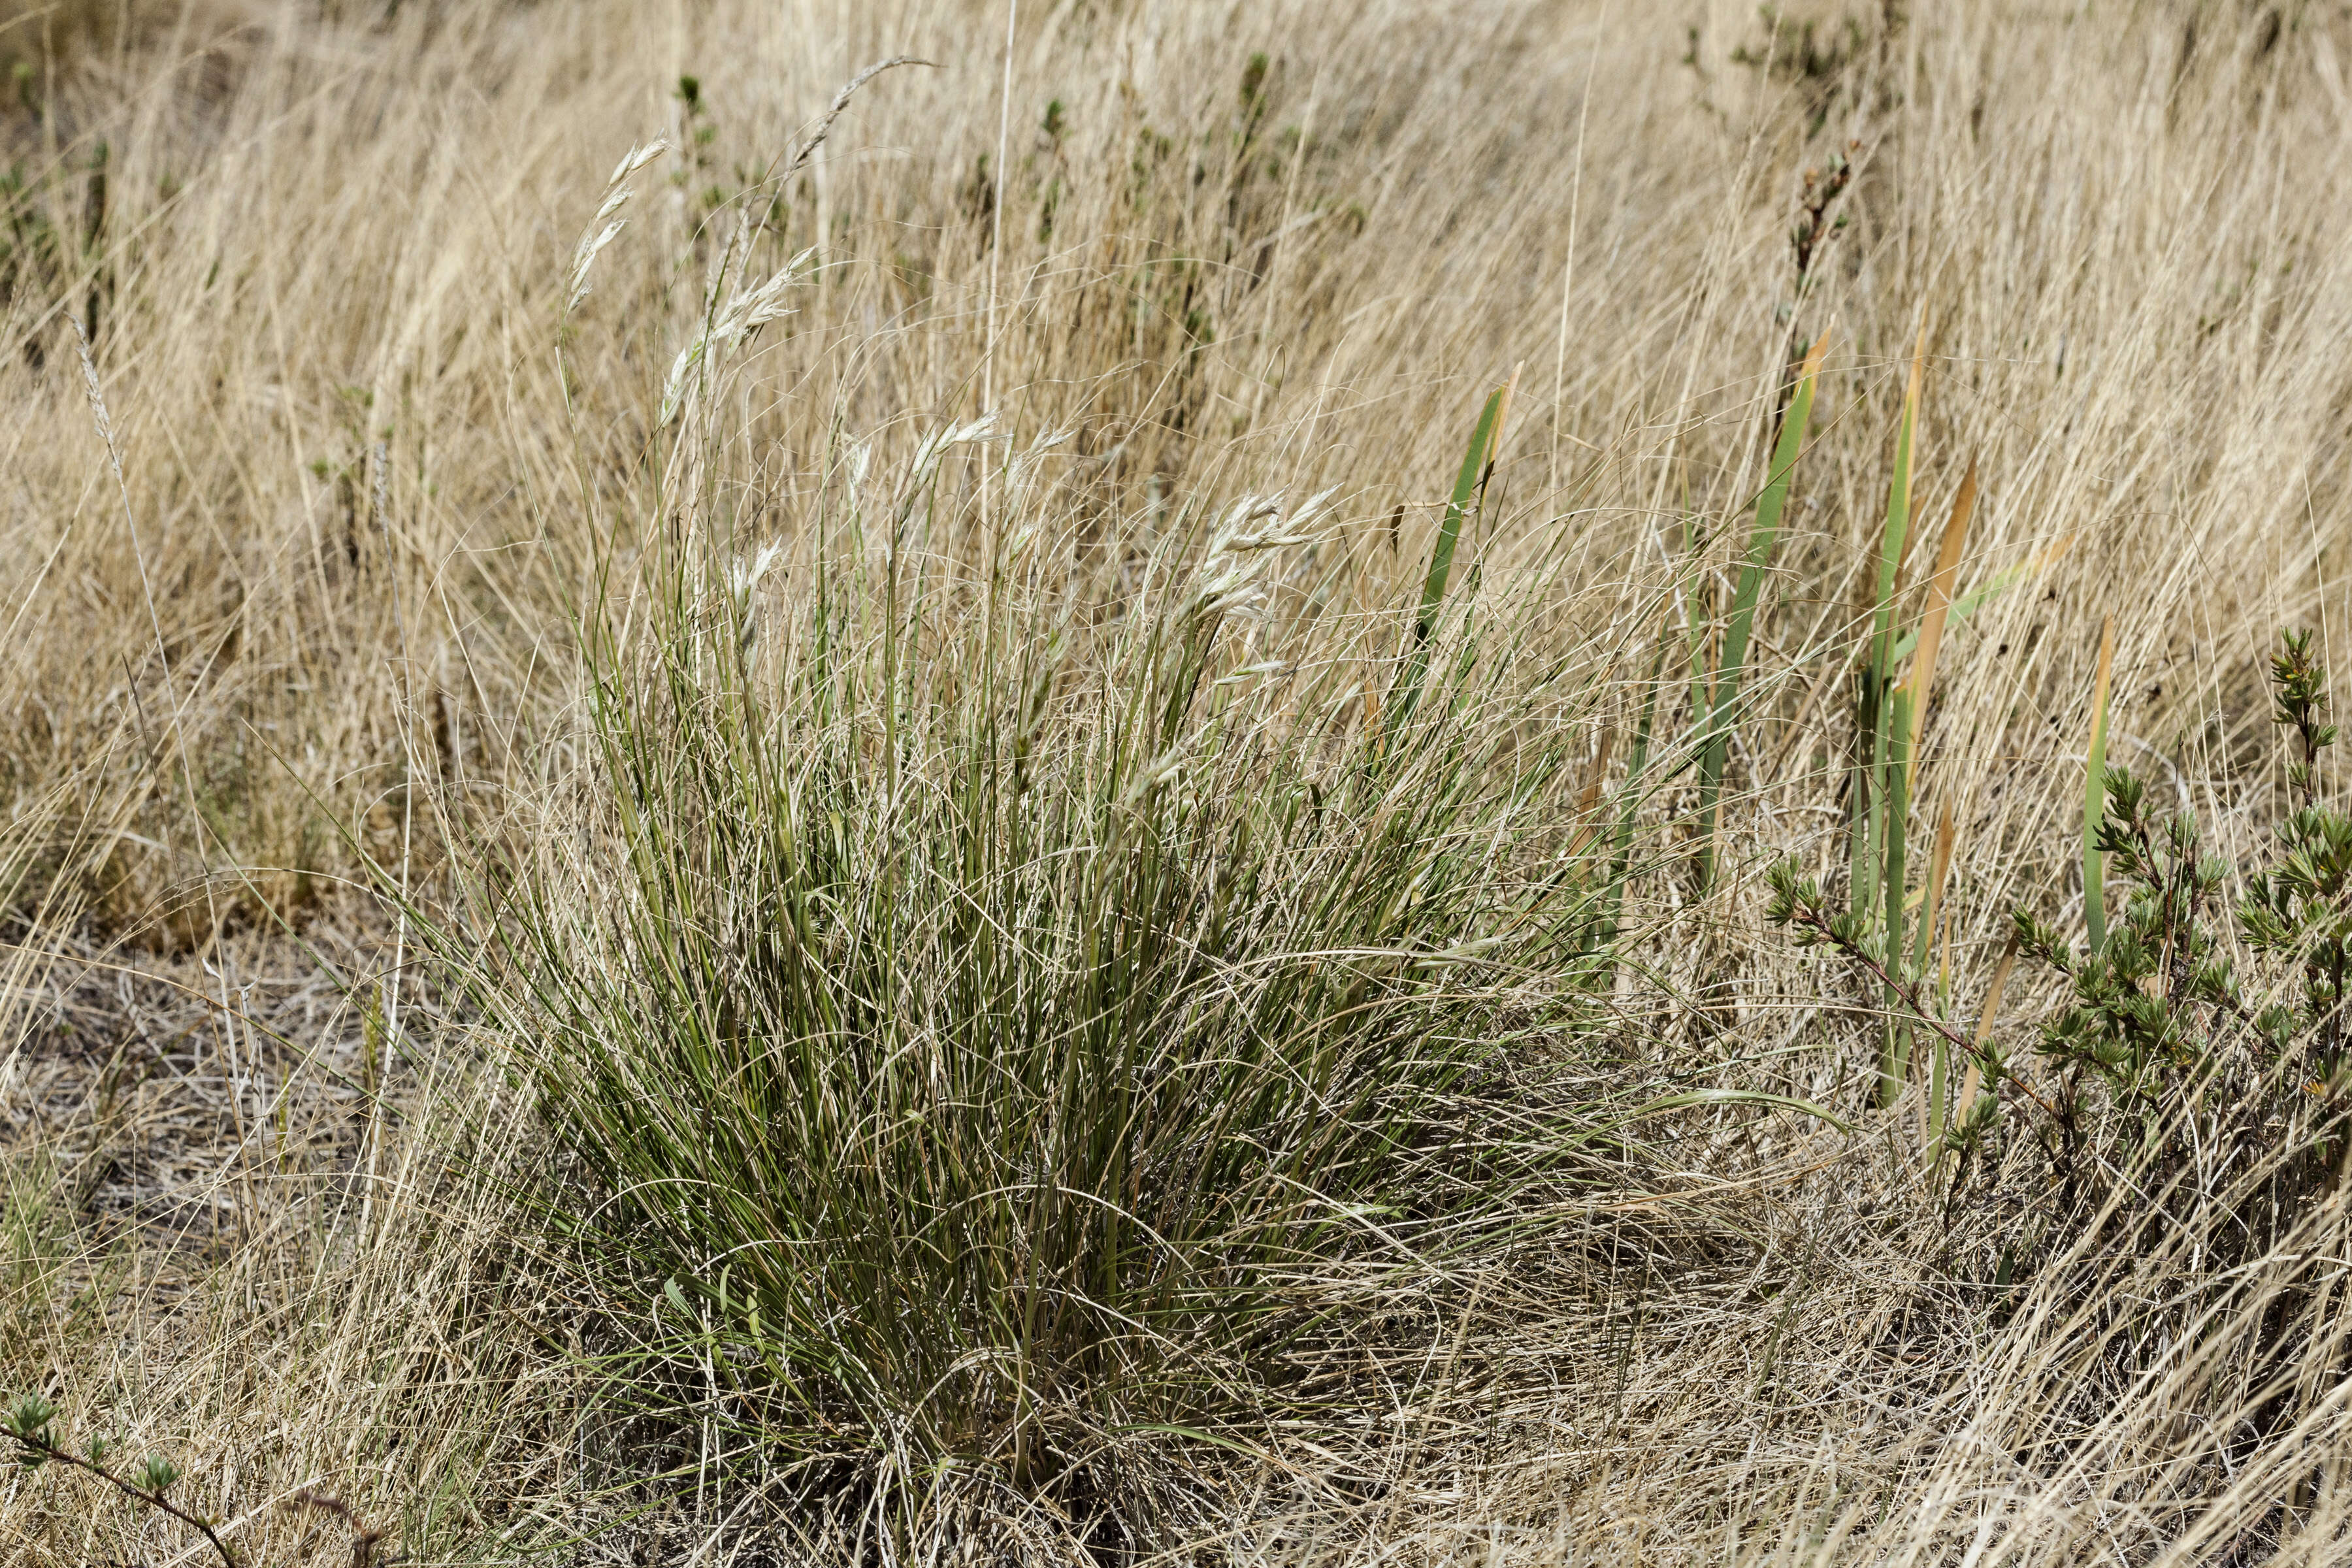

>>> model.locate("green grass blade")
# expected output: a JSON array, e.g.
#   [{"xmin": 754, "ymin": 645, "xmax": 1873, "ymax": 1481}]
[
  {"xmin": 1852, "ymin": 329, "xmax": 1927, "ymax": 919},
  {"xmin": 1695, "ymin": 330, "xmax": 1830, "ymax": 883},
  {"xmin": 2085, "ymin": 614, "xmax": 2117, "ymax": 953},
  {"xmin": 1868, "ymin": 336, "xmax": 1927, "ymax": 693},
  {"xmin": 1418, "ymin": 385, "xmax": 1505, "ymax": 641},
  {"xmin": 1878, "ymin": 685, "xmax": 1914, "ymax": 1107},
  {"xmin": 1390, "ymin": 380, "xmax": 1508, "ymax": 736},
  {"xmin": 1596, "ymin": 630, "xmax": 1670, "ymax": 954}
]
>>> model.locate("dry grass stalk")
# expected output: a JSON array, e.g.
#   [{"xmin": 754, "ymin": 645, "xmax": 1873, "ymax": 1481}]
[{"xmin": 4, "ymin": 1, "xmax": 2352, "ymax": 1561}]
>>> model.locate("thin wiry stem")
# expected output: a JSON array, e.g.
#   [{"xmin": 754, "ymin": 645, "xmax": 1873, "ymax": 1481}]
[{"xmin": 1, "ymin": 1429, "xmax": 238, "ymax": 1568}]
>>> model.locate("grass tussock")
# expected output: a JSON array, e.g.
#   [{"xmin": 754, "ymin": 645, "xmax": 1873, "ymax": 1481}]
[
  {"xmin": 461, "ymin": 370, "xmax": 1661, "ymax": 1537},
  {"xmin": 7, "ymin": 0, "xmax": 2352, "ymax": 1562}
]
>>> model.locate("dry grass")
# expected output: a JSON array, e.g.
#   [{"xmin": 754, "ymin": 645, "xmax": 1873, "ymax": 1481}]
[{"xmin": 5, "ymin": 0, "xmax": 2352, "ymax": 1560}]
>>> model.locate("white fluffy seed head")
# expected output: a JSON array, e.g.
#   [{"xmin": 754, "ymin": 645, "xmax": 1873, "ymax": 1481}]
[
  {"xmin": 1189, "ymin": 487, "xmax": 1342, "ymax": 627},
  {"xmin": 910, "ymin": 411, "xmax": 1005, "ymax": 478}
]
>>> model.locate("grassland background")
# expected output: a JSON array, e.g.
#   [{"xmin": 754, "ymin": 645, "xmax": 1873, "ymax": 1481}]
[{"xmin": 6, "ymin": 0, "xmax": 2352, "ymax": 1561}]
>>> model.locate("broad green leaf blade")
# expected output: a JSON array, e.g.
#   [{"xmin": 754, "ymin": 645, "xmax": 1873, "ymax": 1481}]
[
  {"xmin": 1417, "ymin": 384, "xmax": 1507, "ymax": 643},
  {"xmin": 1695, "ymin": 329, "xmax": 1831, "ymax": 883},
  {"xmin": 1852, "ymin": 322, "xmax": 1930, "ymax": 918},
  {"xmin": 1878, "ymin": 683, "xmax": 1914, "ymax": 1107},
  {"xmin": 1389, "ymin": 376, "xmax": 1513, "ymax": 740}
]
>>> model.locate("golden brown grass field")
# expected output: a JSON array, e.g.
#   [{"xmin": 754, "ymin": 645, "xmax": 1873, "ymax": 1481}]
[{"xmin": 9, "ymin": 0, "xmax": 2352, "ymax": 1561}]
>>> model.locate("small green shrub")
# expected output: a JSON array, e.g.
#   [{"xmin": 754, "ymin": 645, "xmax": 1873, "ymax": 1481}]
[
  {"xmin": 2007, "ymin": 629, "xmax": 2351, "ymax": 1187},
  {"xmin": 1774, "ymin": 628, "xmax": 2352, "ymax": 1222}
]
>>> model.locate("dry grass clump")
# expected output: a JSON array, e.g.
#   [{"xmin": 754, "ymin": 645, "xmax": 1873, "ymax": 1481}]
[
  {"xmin": 1249, "ymin": 1119, "xmax": 2352, "ymax": 1567},
  {"xmin": 6, "ymin": 0, "xmax": 2352, "ymax": 1561},
  {"xmin": 0, "ymin": 924, "xmax": 563, "ymax": 1564}
]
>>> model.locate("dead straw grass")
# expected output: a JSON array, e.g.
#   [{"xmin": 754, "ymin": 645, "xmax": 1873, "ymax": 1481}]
[{"xmin": 7, "ymin": 0, "xmax": 2352, "ymax": 1560}]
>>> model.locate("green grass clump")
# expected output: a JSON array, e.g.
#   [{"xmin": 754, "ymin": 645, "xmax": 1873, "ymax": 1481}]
[{"xmin": 450, "ymin": 363, "xmax": 1648, "ymax": 1533}]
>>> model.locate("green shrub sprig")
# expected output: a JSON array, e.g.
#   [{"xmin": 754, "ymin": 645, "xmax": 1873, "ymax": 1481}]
[
  {"xmin": 4, "ymin": 1395, "xmax": 229, "ymax": 1567},
  {"xmin": 2017, "ymin": 632, "xmax": 2352, "ymax": 1132},
  {"xmin": 1769, "ymin": 629, "xmax": 2352, "ymax": 1209}
]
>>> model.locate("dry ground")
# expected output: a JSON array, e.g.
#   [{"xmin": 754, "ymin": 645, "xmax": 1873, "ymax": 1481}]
[{"xmin": 7, "ymin": 0, "xmax": 2352, "ymax": 1562}]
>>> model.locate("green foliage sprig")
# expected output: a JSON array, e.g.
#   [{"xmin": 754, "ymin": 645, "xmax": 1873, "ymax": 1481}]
[
  {"xmin": 2012, "ymin": 766, "xmax": 2242, "ymax": 1099},
  {"xmin": 4, "ymin": 1394, "xmax": 233, "ymax": 1567},
  {"xmin": 1765, "ymin": 858, "xmax": 2050, "ymax": 1137},
  {"xmin": 2004, "ymin": 629, "xmax": 2352, "ymax": 1173},
  {"xmin": 2270, "ymin": 627, "xmax": 2338, "ymax": 803},
  {"xmin": 2240, "ymin": 630, "xmax": 2352, "ymax": 1077}
]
